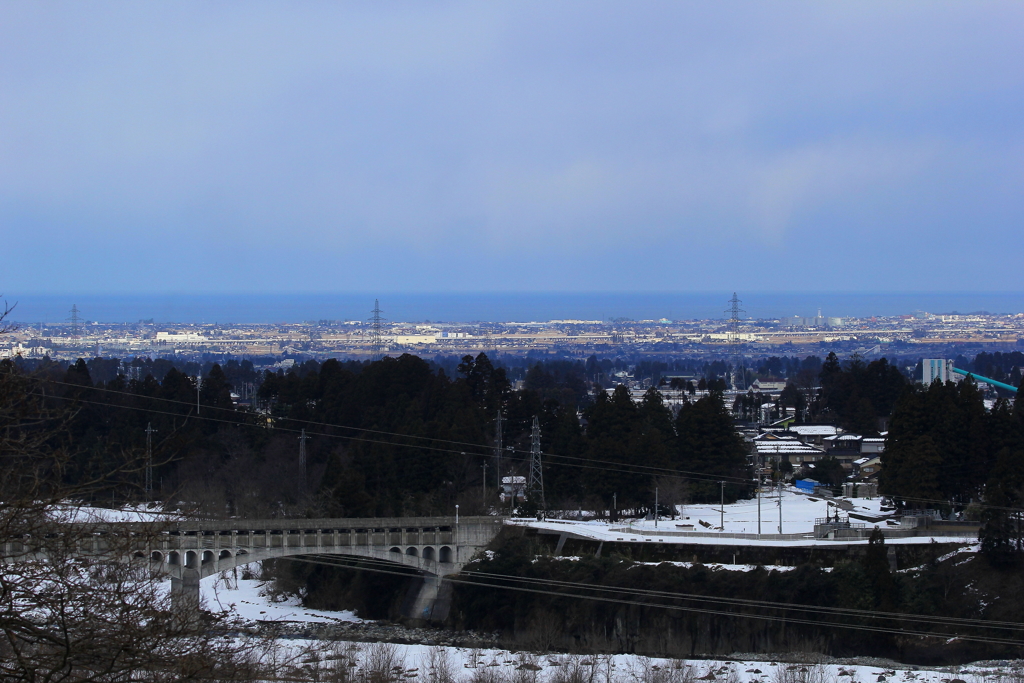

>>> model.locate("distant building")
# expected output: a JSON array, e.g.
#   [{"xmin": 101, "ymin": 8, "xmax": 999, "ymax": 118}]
[
  {"xmin": 751, "ymin": 379, "xmax": 787, "ymax": 392},
  {"xmin": 156, "ymin": 332, "xmax": 207, "ymax": 342},
  {"xmin": 922, "ymin": 358, "xmax": 952, "ymax": 384}
]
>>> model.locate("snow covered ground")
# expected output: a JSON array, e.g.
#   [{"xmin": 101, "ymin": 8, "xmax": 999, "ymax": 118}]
[
  {"xmin": 200, "ymin": 566, "xmax": 363, "ymax": 625},
  {"xmin": 516, "ymin": 488, "xmax": 971, "ymax": 547},
  {"xmin": 236, "ymin": 638, "xmax": 1024, "ymax": 683},
  {"xmin": 196, "ymin": 562, "xmax": 1020, "ymax": 682},
  {"xmin": 57, "ymin": 502, "xmax": 182, "ymax": 523},
  {"xmin": 651, "ymin": 489, "xmax": 887, "ymax": 535}
]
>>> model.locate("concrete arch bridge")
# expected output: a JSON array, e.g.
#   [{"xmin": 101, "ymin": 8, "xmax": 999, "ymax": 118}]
[{"xmin": 141, "ymin": 516, "xmax": 504, "ymax": 621}]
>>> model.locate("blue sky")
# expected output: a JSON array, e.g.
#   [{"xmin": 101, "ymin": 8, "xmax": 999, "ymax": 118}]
[{"xmin": 1, "ymin": 2, "xmax": 1022, "ymax": 294}]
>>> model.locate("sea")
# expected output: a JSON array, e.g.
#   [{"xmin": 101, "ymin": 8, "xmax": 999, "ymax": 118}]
[{"xmin": 5, "ymin": 291, "xmax": 1023, "ymax": 325}]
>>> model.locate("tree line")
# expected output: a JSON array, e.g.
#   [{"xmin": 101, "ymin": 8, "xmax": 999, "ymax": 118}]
[{"xmin": 2, "ymin": 351, "xmax": 746, "ymax": 521}]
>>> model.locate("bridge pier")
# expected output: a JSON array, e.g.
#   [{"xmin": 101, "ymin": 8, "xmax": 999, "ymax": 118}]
[
  {"xmin": 401, "ymin": 574, "xmax": 453, "ymax": 623},
  {"xmin": 171, "ymin": 567, "xmax": 202, "ymax": 625}
]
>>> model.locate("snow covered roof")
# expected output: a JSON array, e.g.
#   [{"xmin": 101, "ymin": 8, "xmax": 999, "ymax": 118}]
[
  {"xmin": 788, "ymin": 425, "xmax": 839, "ymax": 436},
  {"xmin": 753, "ymin": 441, "xmax": 825, "ymax": 454},
  {"xmin": 754, "ymin": 433, "xmax": 798, "ymax": 441},
  {"xmin": 831, "ymin": 434, "xmax": 862, "ymax": 441}
]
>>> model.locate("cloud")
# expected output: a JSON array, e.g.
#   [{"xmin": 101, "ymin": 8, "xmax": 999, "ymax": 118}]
[{"xmin": 0, "ymin": 2, "xmax": 1022, "ymax": 292}]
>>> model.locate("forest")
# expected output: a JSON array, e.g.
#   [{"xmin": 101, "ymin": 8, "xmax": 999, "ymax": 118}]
[
  {"xmin": 3, "ymin": 351, "xmax": 747, "ymax": 520},
  {"xmin": 4, "ymin": 348, "xmax": 1022, "ymax": 562}
]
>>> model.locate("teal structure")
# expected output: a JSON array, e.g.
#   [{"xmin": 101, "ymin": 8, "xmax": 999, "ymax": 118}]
[{"xmin": 950, "ymin": 367, "xmax": 1018, "ymax": 394}]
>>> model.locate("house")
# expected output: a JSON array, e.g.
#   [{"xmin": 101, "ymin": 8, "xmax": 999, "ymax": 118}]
[
  {"xmin": 861, "ymin": 438, "xmax": 885, "ymax": 454},
  {"xmin": 500, "ymin": 476, "xmax": 526, "ymax": 503},
  {"xmin": 751, "ymin": 378, "xmax": 788, "ymax": 392},
  {"xmin": 857, "ymin": 456, "xmax": 882, "ymax": 480},
  {"xmin": 786, "ymin": 425, "xmax": 840, "ymax": 447},
  {"xmin": 751, "ymin": 433, "xmax": 827, "ymax": 466}
]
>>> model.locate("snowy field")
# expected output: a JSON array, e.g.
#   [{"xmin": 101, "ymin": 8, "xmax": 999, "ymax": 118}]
[
  {"xmin": 516, "ymin": 488, "xmax": 972, "ymax": 547},
  {"xmin": 219, "ymin": 637, "xmax": 1024, "ymax": 683},
  {"xmin": 55, "ymin": 502, "xmax": 181, "ymax": 524},
  {"xmin": 197, "ymin": 564, "xmax": 1022, "ymax": 683},
  {"xmin": 202, "ymin": 568, "xmax": 362, "ymax": 625},
  {"xmin": 648, "ymin": 489, "xmax": 887, "ymax": 535}
]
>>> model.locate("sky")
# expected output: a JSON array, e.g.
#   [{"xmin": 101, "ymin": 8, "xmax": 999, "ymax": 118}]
[{"xmin": 1, "ymin": 2, "xmax": 1022, "ymax": 295}]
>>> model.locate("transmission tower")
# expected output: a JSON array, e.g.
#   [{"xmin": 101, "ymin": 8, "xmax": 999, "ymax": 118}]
[
  {"xmin": 724, "ymin": 292, "xmax": 744, "ymax": 345},
  {"xmin": 68, "ymin": 304, "xmax": 82, "ymax": 340},
  {"xmin": 144, "ymin": 422, "xmax": 157, "ymax": 496},
  {"xmin": 528, "ymin": 416, "xmax": 545, "ymax": 510},
  {"xmin": 298, "ymin": 429, "xmax": 310, "ymax": 486},
  {"xmin": 367, "ymin": 299, "xmax": 389, "ymax": 361}
]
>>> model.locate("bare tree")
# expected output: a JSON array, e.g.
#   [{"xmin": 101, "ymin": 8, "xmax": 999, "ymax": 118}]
[{"xmin": 0, "ymin": 310, "xmax": 251, "ymax": 681}]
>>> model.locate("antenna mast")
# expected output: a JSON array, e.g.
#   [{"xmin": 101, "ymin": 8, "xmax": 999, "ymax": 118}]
[{"xmin": 528, "ymin": 416, "xmax": 545, "ymax": 511}]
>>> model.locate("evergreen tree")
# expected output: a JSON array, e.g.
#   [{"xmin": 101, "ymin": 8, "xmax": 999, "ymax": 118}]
[
  {"xmin": 980, "ymin": 446, "xmax": 1024, "ymax": 566},
  {"xmin": 862, "ymin": 527, "xmax": 898, "ymax": 611},
  {"xmin": 676, "ymin": 394, "xmax": 747, "ymax": 502}
]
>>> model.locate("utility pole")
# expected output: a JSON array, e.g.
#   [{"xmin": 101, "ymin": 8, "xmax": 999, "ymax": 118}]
[
  {"xmin": 720, "ymin": 481, "xmax": 725, "ymax": 530},
  {"xmin": 144, "ymin": 423, "xmax": 157, "ymax": 496},
  {"xmin": 612, "ymin": 492, "xmax": 617, "ymax": 523},
  {"xmin": 757, "ymin": 475, "xmax": 761, "ymax": 538},
  {"xmin": 528, "ymin": 416, "xmax": 545, "ymax": 512},
  {"xmin": 494, "ymin": 411, "xmax": 503, "ymax": 489},
  {"xmin": 481, "ymin": 462, "xmax": 488, "ymax": 508},
  {"xmin": 778, "ymin": 482, "xmax": 783, "ymax": 534},
  {"xmin": 298, "ymin": 429, "xmax": 310, "ymax": 485},
  {"xmin": 654, "ymin": 486, "xmax": 659, "ymax": 529},
  {"xmin": 196, "ymin": 371, "xmax": 201, "ymax": 415}
]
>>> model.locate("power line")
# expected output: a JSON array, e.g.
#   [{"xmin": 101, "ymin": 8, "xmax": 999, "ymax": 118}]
[
  {"xmin": 281, "ymin": 554, "xmax": 1024, "ymax": 647},
  {"xmin": 17, "ymin": 374, "xmax": 755, "ymax": 486},
  {"xmin": 13, "ymin": 373, "xmax": 1024, "ymax": 514}
]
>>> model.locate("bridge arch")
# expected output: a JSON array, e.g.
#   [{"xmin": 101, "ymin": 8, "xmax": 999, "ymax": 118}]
[
  {"xmin": 389, "ymin": 547, "xmax": 401, "ymax": 554},
  {"xmin": 151, "ymin": 550, "xmax": 164, "ymax": 563},
  {"xmin": 219, "ymin": 549, "xmax": 233, "ymax": 560},
  {"xmin": 439, "ymin": 546, "xmax": 452, "ymax": 563},
  {"xmin": 167, "ymin": 551, "xmax": 180, "ymax": 566},
  {"xmin": 405, "ymin": 547, "xmax": 418, "ymax": 557},
  {"xmin": 422, "ymin": 546, "xmax": 435, "ymax": 561},
  {"xmin": 185, "ymin": 551, "xmax": 198, "ymax": 569}
]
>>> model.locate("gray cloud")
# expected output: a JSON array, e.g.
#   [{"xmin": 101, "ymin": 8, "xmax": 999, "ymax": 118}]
[{"xmin": 1, "ymin": 2, "xmax": 1022, "ymax": 293}]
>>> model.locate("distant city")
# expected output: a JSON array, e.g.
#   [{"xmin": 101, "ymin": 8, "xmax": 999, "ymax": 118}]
[{"xmin": 4, "ymin": 295, "xmax": 1022, "ymax": 368}]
